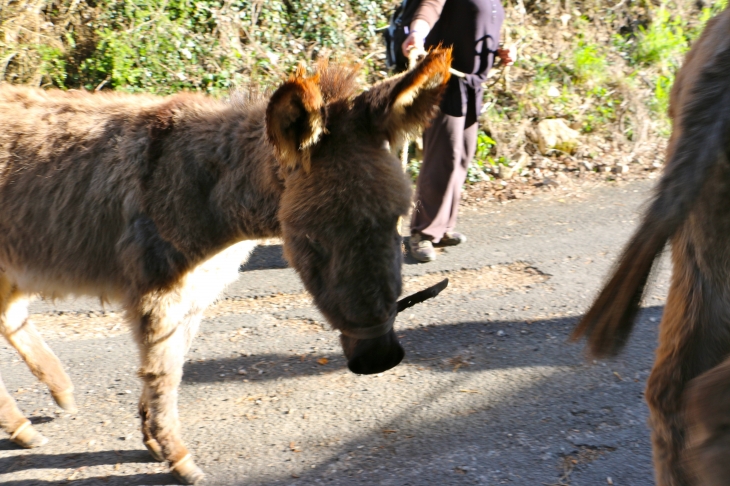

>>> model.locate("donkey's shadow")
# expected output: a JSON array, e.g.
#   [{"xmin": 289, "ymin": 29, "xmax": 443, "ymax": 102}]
[
  {"xmin": 241, "ymin": 240, "xmax": 427, "ymax": 269},
  {"xmin": 0, "ymin": 449, "xmax": 175, "ymax": 485},
  {"xmin": 240, "ymin": 244, "xmax": 288, "ymax": 272},
  {"xmin": 0, "ymin": 474, "xmax": 176, "ymax": 485},
  {"xmin": 184, "ymin": 306, "xmax": 664, "ymax": 384}
]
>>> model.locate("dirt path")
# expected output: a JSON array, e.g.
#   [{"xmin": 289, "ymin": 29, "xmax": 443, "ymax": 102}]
[{"xmin": 1, "ymin": 179, "xmax": 666, "ymax": 485}]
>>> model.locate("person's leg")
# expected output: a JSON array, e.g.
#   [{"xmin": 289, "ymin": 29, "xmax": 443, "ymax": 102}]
[
  {"xmin": 410, "ymin": 112, "xmax": 466, "ymax": 245},
  {"xmin": 440, "ymin": 116, "xmax": 477, "ymax": 245}
]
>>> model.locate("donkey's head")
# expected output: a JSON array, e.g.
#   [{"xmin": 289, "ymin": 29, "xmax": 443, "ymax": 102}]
[{"xmin": 266, "ymin": 49, "xmax": 451, "ymax": 374}]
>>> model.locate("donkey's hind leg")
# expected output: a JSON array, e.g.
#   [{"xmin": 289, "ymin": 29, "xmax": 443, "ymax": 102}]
[
  {"xmin": 684, "ymin": 356, "xmax": 730, "ymax": 486},
  {"xmin": 128, "ymin": 297, "xmax": 206, "ymax": 485},
  {"xmin": 0, "ymin": 285, "xmax": 76, "ymax": 413}
]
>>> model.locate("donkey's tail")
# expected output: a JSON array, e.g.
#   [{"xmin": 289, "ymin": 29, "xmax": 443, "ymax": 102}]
[{"xmin": 572, "ymin": 25, "xmax": 730, "ymax": 358}]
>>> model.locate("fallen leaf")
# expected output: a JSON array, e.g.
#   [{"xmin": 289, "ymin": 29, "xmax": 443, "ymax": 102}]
[
  {"xmin": 317, "ymin": 358, "xmax": 329, "ymax": 365},
  {"xmin": 382, "ymin": 429, "xmax": 398, "ymax": 434}
]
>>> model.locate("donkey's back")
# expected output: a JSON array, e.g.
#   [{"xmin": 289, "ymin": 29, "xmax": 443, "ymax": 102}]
[
  {"xmin": 0, "ymin": 86, "xmax": 237, "ymax": 299},
  {"xmin": 1, "ymin": 87, "xmax": 151, "ymax": 294}
]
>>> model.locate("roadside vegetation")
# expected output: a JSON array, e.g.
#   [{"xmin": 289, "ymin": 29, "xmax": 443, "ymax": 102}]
[{"xmin": 1, "ymin": 0, "xmax": 727, "ymax": 196}]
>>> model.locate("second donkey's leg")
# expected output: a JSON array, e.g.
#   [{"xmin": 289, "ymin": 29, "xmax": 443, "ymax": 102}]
[
  {"xmin": 644, "ymin": 246, "xmax": 729, "ymax": 486},
  {"xmin": 128, "ymin": 295, "xmax": 205, "ymax": 485},
  {"xmin": 684, "ymin": 356, "xmax": 730, "ymax": 486}
]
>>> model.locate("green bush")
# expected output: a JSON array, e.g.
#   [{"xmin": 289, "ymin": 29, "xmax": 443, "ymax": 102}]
[{"xmin": 0, "ymin": 0, "xmax": 392, "ymax": 93}]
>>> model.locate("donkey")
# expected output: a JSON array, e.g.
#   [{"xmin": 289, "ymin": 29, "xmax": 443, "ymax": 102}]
[
  {"xmin": 0, "ymin": 49, "xmax": 452, "ymax": 484},
  {"xmin": 571, "ymin": 9, "xmax": 730, "ymax": 486}
]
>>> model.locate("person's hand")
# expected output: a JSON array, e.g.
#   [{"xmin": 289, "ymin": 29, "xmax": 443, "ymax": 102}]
[
  {"xmin": 401, "ymin": 19, "xmax": 430, "ymax": 57},
  {"xmin": 496, "ymin": 47, "xmax": 513, "ymax": 66},
  {"xmin": 401, "ymin": 33, "xmax": 424, "ymax": 57}
]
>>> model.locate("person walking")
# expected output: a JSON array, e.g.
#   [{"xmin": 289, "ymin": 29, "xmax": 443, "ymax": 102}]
[{"xmin": 402, "ymin": 0, "xmax": 510, "ymax": 262}]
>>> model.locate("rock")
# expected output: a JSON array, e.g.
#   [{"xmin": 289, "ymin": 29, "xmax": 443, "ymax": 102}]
[
  {"xmin": 614, "ymin": 164, "xmax": 629, "ymax": 174},
  {"xmin": 581, "ymin": 161, "xmax": 594, "ymax": 171},
  {"xmin": 547, "ymin": 85, "xmax": 561, "ymax": 97},
  {"xmin": 535, "ymin": 119, "xmax": 580, "ymax": 155},
  {"xmin": 498, "ymin": 153, "xmax": 530, "ymax": 179}
]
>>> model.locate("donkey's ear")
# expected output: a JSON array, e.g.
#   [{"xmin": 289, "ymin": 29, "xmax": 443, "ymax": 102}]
[
  {"xmin": 266, "ymin": 66, "xmax": 326, "ymax": 173},
  {"xmin": 360, "ymin": 48, "xmax": 452, "ymax": 141}
]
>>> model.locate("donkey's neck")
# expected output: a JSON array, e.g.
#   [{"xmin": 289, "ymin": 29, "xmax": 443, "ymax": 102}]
[{"xmin": 145, "ymin": 99, "xmax": 284, "ymax": 263}]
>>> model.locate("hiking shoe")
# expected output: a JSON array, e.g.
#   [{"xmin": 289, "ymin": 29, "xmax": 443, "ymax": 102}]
[
  {"xmin": 435, "ymin": 232, "xmax": 467, "ymax": 247},
  {"xmin": 409, "ymin": 233, "xmax": 436, "ymax": 262}
]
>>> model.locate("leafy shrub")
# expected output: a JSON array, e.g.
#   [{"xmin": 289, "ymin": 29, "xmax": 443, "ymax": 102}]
[
  {"xmin": 0, "ymin": 0, "xmax": 392, "ymax": 92},
  {"xmin": 573, "ymin": 42, "xmax": 607, "ymax": 84},
  {"xmin": 631, "ymin": 7, "xmax": 688, "ymax": 76}
]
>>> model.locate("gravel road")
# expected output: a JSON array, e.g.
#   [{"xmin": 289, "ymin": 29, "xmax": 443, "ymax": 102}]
[{"xmin": 1, "ymin": 179, "xmax": 669, "ymax": 486}]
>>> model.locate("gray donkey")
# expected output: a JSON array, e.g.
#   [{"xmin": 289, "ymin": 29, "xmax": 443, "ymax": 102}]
[{"xmin": 0, "ymin": 49, "xmax": 452, "ymax": 484}]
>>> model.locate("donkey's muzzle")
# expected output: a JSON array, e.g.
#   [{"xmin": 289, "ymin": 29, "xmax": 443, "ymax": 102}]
[
  {"xmin": 340, "ymin": 328, "xmax": 405, "ymax": 375},
  {"xmin": 340, "ymin": 278, "xmax": 449, "ymax": 375}
]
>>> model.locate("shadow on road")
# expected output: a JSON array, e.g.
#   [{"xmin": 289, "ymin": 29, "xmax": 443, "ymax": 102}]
[
  {"xmin": 183, "ymin": 306, "xmax": 664, "ymax": 384},
  {"xmin": 1, "ymin": 473, "xmax": 177, "ymax": 485},
  {"xmin": 229, "ymin": 308, "xmax": 660, "ymax": 486},
  {"xmin": 240, "ymin": 244, "xmax": 288, "ymax": 272},
  {"xmin": 3, "ymin": 306, "xmax": 662, "ymax": 485},
  {"xmin": 0, "ymin": 449, "xmax": 158, "ymax": 474},
  {"xmin": 237, "ymin": 240, "xmax": 441, "ymax": 269}
]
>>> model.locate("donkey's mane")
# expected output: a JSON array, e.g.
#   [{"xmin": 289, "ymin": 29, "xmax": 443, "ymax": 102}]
[
  {"xmin": 227, "ymin": 62, "xmax": 359, "ymax": 112},
  {"xmin": 313, "ymin": 61, "xmax": 360, "ymax": 102}
]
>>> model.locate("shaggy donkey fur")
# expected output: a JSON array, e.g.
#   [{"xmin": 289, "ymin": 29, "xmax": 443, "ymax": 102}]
[
  {"xmin": 572, "ymin": 9, "xmax": 730, "ymax": 486},
  {"xmin": 0, "ymin": 49, "xmax": 452, "ymax": 484}
]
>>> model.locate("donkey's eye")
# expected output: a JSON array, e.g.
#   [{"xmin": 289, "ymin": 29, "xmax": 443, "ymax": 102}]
[{"xmin": 306, "ymin": 235, "xmax": 327, "ymax": 258}]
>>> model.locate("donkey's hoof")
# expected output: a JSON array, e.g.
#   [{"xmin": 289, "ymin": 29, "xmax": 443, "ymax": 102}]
[
  {"xmin": 171, "ymin": 457, "xmax": 205, "ymax": 485},
  {"xmin": 52, "ymin": 390, "xmax": 78, "ymax": 413},
  {"xmin": 144, "ymin": 439, "xmax": 165, "ymax": 462},
  {"xmin": 10, "ymin": 422, "xmax": 49, "ymax": 449}
]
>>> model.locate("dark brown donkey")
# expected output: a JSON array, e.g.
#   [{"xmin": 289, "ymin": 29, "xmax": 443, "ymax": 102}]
[
  {"xmin": 0, "ymin": 49, "xmax": 452, "ymax": 484},
  {"xmin": 571, "ymin": 9, "xmax": 730, "ymax": 486}
]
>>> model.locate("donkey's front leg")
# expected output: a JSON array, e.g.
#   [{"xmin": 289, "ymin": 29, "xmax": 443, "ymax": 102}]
[
  {"xmin": 0, "ymin": 373, "xmax": 48, "ymax": 448},
  {"xmin": 129, "ymin": 299, "xmax": 205, "ymax": 485}
]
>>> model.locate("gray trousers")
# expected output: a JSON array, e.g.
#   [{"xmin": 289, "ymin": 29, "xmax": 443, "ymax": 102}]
[{"xmin": 410, "ymin": 111, "xmax": 477, "ymax": 243}]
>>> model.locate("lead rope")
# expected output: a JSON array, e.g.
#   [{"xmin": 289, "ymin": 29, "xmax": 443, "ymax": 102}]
[{"xmin": 397, "ymin": 48, "xmax": 423, "ymax": 237}]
